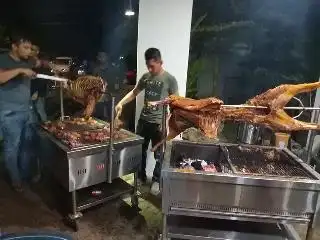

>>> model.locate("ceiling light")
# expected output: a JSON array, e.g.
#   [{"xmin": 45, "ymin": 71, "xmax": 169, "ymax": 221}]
[
  {"xmin": 125, "ymin": 0, "xmax": 135, "ymax": 16},
  {"xmin": 125, "ymin": 10, "xmax": 135, "ymax": 16}
]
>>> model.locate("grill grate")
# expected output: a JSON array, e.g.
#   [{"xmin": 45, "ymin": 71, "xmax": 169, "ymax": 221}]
[
  {"xmin": 170, "ymin": 200, "xmax": 311, "ymax": 220},
  {"xmin": 223, "ymin": 146, "xmax": 311, "ymax": 179}
]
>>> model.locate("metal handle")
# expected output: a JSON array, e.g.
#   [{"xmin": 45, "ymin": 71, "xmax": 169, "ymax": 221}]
[
  {"xmin": 292, "ymin": 97, "xmax": 305, "ymax": 119},
  {"xmin": 107, "ymin": 96, "xmax": 115, "ymax": 183}
]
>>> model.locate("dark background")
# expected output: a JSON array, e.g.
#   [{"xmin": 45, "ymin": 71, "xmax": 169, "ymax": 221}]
[
  {"xmin": 188, "ymin": 0, "xmax": 320, "ymax": 102},
  {"xmin": 0, "ymin": 0, "xmax": 139, "ymax": 61}
]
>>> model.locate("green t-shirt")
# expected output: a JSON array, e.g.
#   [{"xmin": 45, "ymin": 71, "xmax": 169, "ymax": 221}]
[{"xmin": 137, "ymin": 71, "xmax": 178, "ymax": 124}]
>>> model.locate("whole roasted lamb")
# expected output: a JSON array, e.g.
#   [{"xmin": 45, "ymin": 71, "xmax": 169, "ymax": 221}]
[{"xmin": 65, "ymin": 75, "xmax": 106, "ymax": 117}]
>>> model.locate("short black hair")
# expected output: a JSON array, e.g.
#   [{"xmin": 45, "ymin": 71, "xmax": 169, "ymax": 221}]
[
  {"xmin": 10, "ymin": 32, "xmax": 32, "ymax": 45},
  {"xmin": 144, "ymin": 48, "xmax": 161, "ymax": 61}
]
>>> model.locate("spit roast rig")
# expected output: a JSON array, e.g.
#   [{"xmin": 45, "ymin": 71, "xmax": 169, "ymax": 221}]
[
  {"xmin": 154, "ymin": 82, "xmax": 320, "ymax": 240},
  {"xmin": 36, "ymin": 76, "xmax": 143, "ymax": 231}
]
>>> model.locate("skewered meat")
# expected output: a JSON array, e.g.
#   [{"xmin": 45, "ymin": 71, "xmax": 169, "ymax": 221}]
[
  {"xmin": 151, "ymin": 82, "xmax": 320, "ymax": 151},
  {"xmin": 66, "ymin": 75, "xmax": 106, "ymax": 117},
  {"xmin": 151, "ymin": 96, "xmax": 224, "ymax": 151},
  {"xmin": 151, "ymin": 96, "xmax": 225, "ymax": 151}
]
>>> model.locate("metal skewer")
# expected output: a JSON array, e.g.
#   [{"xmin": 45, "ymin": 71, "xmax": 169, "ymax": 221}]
[
  {"xmin": 108, "ymin": 95, "xmax": 115, "ymax": 184},
  {"xmin": 221, "ymin": 105, "xmax": 320, "ymax": 111},
  {"xmin": 148, "ymin": 101, "xmax": 320, "ymax": 111}
]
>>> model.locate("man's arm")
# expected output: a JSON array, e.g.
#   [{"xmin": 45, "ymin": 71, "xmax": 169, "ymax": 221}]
[
  {"xmin": 117, "ymin": 75, "xmax": 146, "ymax": 107},
  {"xmin": 169, "ymin": 76, "xmax": 179, "ymax": 95},
  {"xmin": 0, "ymin": 68, "xmax": 22, "ymax": 84}
]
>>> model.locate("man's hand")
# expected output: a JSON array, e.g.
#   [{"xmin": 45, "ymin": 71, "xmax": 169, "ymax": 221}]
[
  {"xmin": 31, "ymin": 91, "xmax": 38, "ymax": 101},
  {"xmin": 115, "ymin": 103, "xmax": 123, "ymax": 119},
  {"xmin": 20, "ymin": 68, "xmax": 36, "ymax": 78}
]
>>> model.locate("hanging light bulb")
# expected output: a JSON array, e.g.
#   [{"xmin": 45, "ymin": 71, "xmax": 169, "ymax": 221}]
[{"xmin": 125, "ymin": 0, "xmax": 135, "ymax": 16}]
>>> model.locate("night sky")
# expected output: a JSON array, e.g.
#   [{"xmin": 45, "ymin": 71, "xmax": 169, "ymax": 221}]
[{"xmin": 0, "ymin": 0, "xmax": 138, "ymax": 59}]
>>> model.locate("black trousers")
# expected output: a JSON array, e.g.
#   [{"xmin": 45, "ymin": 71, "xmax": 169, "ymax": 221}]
[{"xmin": 136, "ymin": 119, "xmax": 162, "ymax": 182}]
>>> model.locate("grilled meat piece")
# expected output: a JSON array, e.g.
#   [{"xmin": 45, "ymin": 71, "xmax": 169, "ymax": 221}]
[
  {"xmin": 66, "ymin": 75, "xmax": 106, "ymax": 118},
  {"xmin": 42, "ymin": 119, "xmax": 129, "ymax": 148},
  {"xmin": 151, "ymin": 82, "xmax": 320, "ymax": 151}
]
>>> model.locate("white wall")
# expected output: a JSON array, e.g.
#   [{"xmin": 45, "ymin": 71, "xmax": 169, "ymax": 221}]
[
  {"xmin": 135, "ymin": 0, "xmax": 193, "ymax": 177},
  {"xmin": 135, "ymin": 0, "xmax": 193, "ymax": 126}
]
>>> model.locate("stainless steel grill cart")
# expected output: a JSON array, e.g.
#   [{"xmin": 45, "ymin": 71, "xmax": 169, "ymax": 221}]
[
  {"xmin": 161, "ymin": 141, "xmax": 320, "ymax": 240},
  {"xmin": 38, "ymin": 90, "xmax": 143, "ymax": 231}
]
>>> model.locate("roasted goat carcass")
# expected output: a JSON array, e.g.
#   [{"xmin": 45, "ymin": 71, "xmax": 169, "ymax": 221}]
[
  {"xmin": 151, "ymin": 95, "xmax": 224, "ymax": 151},
  {"xmin": 151, "ymin": 82, "xmax": 320, "ymax": 151},
  {"xmin": 66, "ymin": 75, "xmax": 106, "ymax": 117}
]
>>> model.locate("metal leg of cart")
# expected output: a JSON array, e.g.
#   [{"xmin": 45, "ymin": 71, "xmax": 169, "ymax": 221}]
[
  {"xmin": 66, "ymin": 190, "xmax": 83, "ymax": 231},
  {"xmin": 131, "ymin": 171, "xmax": 140, "ymax": 210},
  {"xmin": 161, "ymin": 214, "xmax": 170, "ymax": 240},
  {"xmin": 306, "ymin": 221, "xmax": 315, "ymax": 240}
]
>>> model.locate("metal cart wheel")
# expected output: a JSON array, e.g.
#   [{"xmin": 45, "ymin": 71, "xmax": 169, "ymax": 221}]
[
  {"xmin": 158, "ymin": 234, "xmax": 170, "ymax": 240},
  {"xmin": 70, "ymin": 219, "xmax": 79, "ymax": 232}
]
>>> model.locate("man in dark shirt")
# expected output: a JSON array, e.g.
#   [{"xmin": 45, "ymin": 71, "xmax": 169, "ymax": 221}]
[
  {"xmin": 30, "ymin": 45, "xmax": 48, "ymax": 122},
  {"xmin": 0, "ymin": 35, "xmax": 45, "ymax": 192}
]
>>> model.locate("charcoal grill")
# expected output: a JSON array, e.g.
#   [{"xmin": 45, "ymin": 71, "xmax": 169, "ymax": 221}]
[{"xmin": 161, "ymin": 141, "xmax": 320, "ymax": 240}]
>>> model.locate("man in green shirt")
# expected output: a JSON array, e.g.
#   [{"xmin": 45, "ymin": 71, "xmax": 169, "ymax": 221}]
[{"xmin": 116, "ymin": 48, "xmax": 178, "ymax": 195}]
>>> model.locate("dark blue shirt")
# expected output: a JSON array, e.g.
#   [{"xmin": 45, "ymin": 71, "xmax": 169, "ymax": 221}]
[{"xmin": 0, "ymin": 53, "xmax": 34, "ymax": 111}]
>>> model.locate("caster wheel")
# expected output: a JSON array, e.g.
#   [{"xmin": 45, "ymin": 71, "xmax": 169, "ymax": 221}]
[
  {"xmin": 65, "ymin": 216, "xmax": 79, "ymax": 232},
  {"xmin": 157, "ymin": 234, "xmax": 170, "ymax": 240},
  {"xmin": 131, "ymin": 195, "xmax": 139, "ymax": 208}
]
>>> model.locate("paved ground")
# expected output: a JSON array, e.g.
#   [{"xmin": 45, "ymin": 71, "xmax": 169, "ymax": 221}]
[
  {"xmin": 0, "ymin": 171, "xmax": 162, "ymax": 240},
  {"xmin": 0, "ymin": 140, "xmax": 163, "ymax": 240}
]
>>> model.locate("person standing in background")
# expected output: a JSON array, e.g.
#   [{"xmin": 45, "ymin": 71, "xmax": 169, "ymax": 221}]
[
  {"xmin": 30, "ymin": 45, "xmax": 48, "ymax": 122},
  {"xmin": 92, "ymin": 52, "xmax": 110, "ymax": 88},
  {"xmin": 91, "ymin": 52, "xmax": 116, "ymax": 120},
  {"xmin": 115, "ymin": 48, "xmax": 178, "ymax": 196}
]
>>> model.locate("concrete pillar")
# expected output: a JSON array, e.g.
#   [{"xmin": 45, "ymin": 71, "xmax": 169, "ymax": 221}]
[
  {"xmin": 135, "ymin": 0, "xmax": 193, "ymax": 125},
  {"xmin": 135, "ymin": 0, "xmax": 193, "ymax": 176}
]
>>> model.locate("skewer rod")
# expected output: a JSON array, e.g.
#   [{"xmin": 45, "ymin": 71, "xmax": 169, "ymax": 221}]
[
  {"xmin": 149, "ymin": 101, "xmax": 320, "ymax": 111},
  {"xmin": 222, "ymin": 105, "xmax": 320, "ymax": 110}
]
